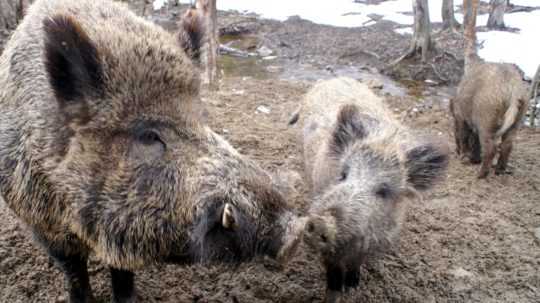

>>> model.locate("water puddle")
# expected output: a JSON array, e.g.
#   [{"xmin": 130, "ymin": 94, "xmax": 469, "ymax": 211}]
[{"xmin": 218, "ymin": 55, "xmax": 272, "ymax": 79}]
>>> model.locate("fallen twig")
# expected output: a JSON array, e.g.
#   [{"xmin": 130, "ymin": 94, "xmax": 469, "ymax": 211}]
[{"xmin": 219, "ymin": 44, "xmax": 257, "ymax": 57}]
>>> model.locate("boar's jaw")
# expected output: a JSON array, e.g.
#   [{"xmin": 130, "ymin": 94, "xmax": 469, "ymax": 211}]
[
  {"xmin": 185, "ymin": 204, "xmax": 295, "ymax": 265},
  {"xmin": 187, "ymin": 199, "xmax": 258, "ymax": 264}
]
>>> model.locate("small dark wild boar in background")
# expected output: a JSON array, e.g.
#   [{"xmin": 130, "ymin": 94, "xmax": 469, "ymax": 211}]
[
  {"xmin": 0, "ymin": 0, "xmax": 304, "ymax": 302},
  {"xmin": 176, "ymin": 5, "xmax": 204, "ymax": 65},
  {"xmin": 450, "ymin": 61, "xmax": 529, "ymax": 178},
  {"xmin": 290, "ymin": 78, "xmax": 448, "ymax": 303}
]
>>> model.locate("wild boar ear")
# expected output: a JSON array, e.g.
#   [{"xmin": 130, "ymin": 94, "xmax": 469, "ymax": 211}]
[
  {"xmin": 221, "ymin": 203, "xmax": 238, "ymax": 229},
  {"xmin": 177, "ymin": 6, "xmax": 205, "ymax": 64},
  {"xmin": 330, "ymin": 104, "xmax": 367, "ymax": 155},
  {"xmin": 43, "ymin": 15, "xmax": 103, "ymax": 121},
  {"xmin": 405, "ymin": 142, "xmax": 449, "ymax": 191}
]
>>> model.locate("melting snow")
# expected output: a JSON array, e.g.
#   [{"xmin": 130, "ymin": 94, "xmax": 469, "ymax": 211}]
[
  {"xmin": 153, "ymin": 0, "xmax": 168, "ymax": 11},
  {"xmin": 174, "ymin": 0, "xmax": 539, "ymax": 77}
]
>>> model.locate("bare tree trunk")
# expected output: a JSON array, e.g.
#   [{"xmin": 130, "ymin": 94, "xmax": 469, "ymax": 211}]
[
  {"xmin": 141, "ymin": 0, "xmax": 150, "ymax": 17},
  {"xmin": 529, "ymin": 65, "xmax": 540, "ymax": 127},
  {"xmin": 442, "ymin": 0, "xmax": 459, "ymax": 30},
  {"xmin": 392, "ymin": 0, "xmax": 432, "ymax": 64},
  {"xmin": 197, "ymin": 0, "xmax": 218, "ymax": 90},
  {"xmin": 463, "ymin": 0, "xmax": 479, "ymax": 73},
  {"xmin": 487, "ymin": 0, "xmax": 507, "ymax": 29}
]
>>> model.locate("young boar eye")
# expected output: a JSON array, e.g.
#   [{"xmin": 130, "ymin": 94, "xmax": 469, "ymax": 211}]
[
  {"xmin": 338, "ymin": 166, "xmax": 349, "ymax": 182},
  {"xmin": 375, "ymin": 183, "xmax": 393, "ymax": 199}
]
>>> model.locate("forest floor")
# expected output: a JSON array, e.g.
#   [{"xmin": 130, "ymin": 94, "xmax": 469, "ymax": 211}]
[{"xmin": 0, "ymin": 1, "xmax": 539, "ymax": 302}]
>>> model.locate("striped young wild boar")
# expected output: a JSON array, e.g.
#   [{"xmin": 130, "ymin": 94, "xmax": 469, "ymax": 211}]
[
  {"xmin": 450, "ymin": 61, "xmax": 529, "ymax": 178},
  {"xmin": 0, "ymin": 0, "xmax": 304, "ymax": 302},
  {"xmin": 290, "ymin": 78, "xmax": 448, "ymax": 303}
]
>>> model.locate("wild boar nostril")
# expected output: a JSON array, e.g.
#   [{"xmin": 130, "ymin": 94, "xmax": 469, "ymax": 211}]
[
  {"xmin": 306, "ymin": 221, "xmax": 315, "ymax": 233},
  {"xmin": 320, "ymin": 234, "xmax": 328, "ymax": 243}
]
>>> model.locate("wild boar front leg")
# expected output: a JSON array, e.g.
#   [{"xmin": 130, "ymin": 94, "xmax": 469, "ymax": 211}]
[
  {"xmin": 110, "ymin": 268, "xmax": 137, "ymax": 303},
  {"xmin": 49, "ymin": 249, "xmax": 94, "ymax": 303},
  {"xmin": 344, "ymin": 268, "xmax": 360, "ymax": 291},
  {"xmin": 325, "ymin": 263, "xmax": 344, "ymax": 303}
]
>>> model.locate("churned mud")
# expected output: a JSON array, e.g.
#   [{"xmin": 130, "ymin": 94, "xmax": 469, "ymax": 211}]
[{"xmin": 0, "ymin": 1, "xmax": 539, "ymax": 302}]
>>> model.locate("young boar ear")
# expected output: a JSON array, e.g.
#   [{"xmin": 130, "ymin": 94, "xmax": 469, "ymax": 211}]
[
  {"xmin": 221, "ymin": 203, "xmax": 238, "ymax": 229},
  {"xmin": 330, "ymin": 104, "xmax": 367, "ymax": 155},
  {"xmin": 43, "ymin": 15, "xmax": 103, "ymax": 120},
  {"xmin": 405, "ymin": 141, "xmax": 449, "ymax": 191},
  {"xmin": 177, "ymin": 6, "xmax": 205, "ymax": 64}
]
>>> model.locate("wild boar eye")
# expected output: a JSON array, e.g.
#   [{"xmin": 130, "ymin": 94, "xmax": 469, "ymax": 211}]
[
  {"xmin": 137, "ymin": 130, "xmax": 164, "ymax": 147},
  {"xmin": 130, "ymin": 130, "xmax": 166, "ymax": 161}
]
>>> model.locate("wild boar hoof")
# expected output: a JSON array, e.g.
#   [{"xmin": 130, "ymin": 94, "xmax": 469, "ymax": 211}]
[
  {"xmin": 477, "ymin": 171, "xmax": 489, "ymax": 179},
  {"xmin": 495, "ymin": 168, "xmax": 512, "ymax": 176},
  {"xmin": 110, "ymin": 268, "xmax": 136, "ymax": 303},
  {"xmin": 324, "ymin": 290, "xmax": 342, "ymax": 303},
  {"xmin": 470, "ymin": 158, "xmax": 482, "ymax": 165},
  {"xmin": 344, "ymin": 270, "xmax": 360, "ymax": 291},
  {"xmin": 112, "ymin": 296, "xmax": 137, "ymax": 303}
]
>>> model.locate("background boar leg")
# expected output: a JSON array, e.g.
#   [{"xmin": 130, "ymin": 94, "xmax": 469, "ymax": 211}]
[
  {"xmin": 495, "ymin": 131, "xmax": 514, "ymax": 175},
  {"xmin": 49, "ymin": 249, "xmax": 94, "ymax": 303},
  {"xmin": 344, "ymin": 268, "xmax": 360, "ymax": 290},
  {"xmin": 478, "ymin": 134, "xmax": 496, "ymax": 178},
  {"xmin": 469, "ymin": 132, "xmax": 482, "ymax": 164},
  {"xmin": 453, "ymin": 119, "xmax": 467, "ymax": 157},
  {"xmin": 110, "ymin": 268, "xmax": 136, "ymax": 303}
]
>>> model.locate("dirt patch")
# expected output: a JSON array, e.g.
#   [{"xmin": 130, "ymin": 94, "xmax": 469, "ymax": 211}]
[
  {"xmin": 1, "ymin": 1, "xmax": 539, "ymax": 303},
  {"xmin": 253, "ymin": 16, "xmax": 466, "ymax": 85}
]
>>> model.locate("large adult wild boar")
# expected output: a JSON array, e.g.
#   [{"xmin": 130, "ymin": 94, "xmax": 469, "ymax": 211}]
[
  {"xmin": 0, "ymin": 0, "xmax": 303, "ymax": 302},
  {"xmin": 450, "ymin": 61, "xmax": 529, "ymax": 178},
  {"xmin": 290, "ymin": 78, "xmax": 448, "ymax": 303}
]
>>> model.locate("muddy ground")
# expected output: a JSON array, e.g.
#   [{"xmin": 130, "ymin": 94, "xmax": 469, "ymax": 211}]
[{"xmin": 1, "ymin": 1, "xmax": 539, "ymax": 303}]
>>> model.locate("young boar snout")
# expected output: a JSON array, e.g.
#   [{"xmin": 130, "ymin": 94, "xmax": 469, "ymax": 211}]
[{"xmin": 303, "ymin": 214, "xmax": 337, "ymax": 255}]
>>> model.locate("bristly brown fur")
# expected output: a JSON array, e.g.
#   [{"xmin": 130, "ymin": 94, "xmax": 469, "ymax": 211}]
[{"xmin": 0, "ymin": 0, "xmax": 301, "ymax": 301}]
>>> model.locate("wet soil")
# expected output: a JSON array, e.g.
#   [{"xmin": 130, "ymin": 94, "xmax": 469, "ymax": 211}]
[{"xmin": 1, "ymin": 1, "xmax": 539, "ymax": 303}]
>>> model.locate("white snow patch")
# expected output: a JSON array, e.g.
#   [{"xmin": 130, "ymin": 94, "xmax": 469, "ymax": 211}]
[
  {"xmin": 174, "ymin": 0, "xmax": 539, "ymax": 77},
  {"xmin": 477, "ymin": 10, "xmax": 540, "ymax": 77},
  {"xmin": 153, "ymin": 0, "xmax": 168, "ymax": 11},
  {"xmin": 256, "ymin": 105, "xmax": 271, "ymax": 114},
  {"xmin": 394, "ymin": 27, "xmax": 412, "ymax": 35},
  {"xmin": 511, "ymin": 0, "xmax": 540, "ymax": 7},
  {"xmin": 178, "ymin": 0, "xmax": 415, "ymax": 27}
]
